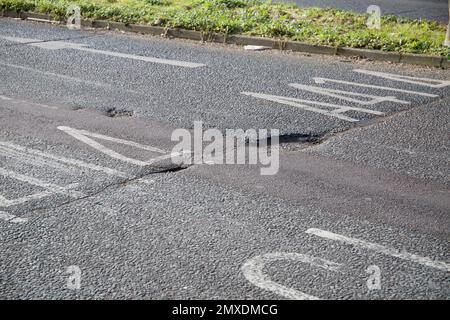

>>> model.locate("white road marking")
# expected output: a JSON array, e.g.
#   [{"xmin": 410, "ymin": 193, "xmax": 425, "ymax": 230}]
[
  {"xmin": 58, "ymin": 126, "xmax": 187, "ymax": 166},
  {"xmin": 354, "ymin": 69, "xmax": 450, "ymax": 88},
  {"xmin": 0, "ymin": 141, "xmax": 157, "ymax": 206},
  {"xmin": 79, "ymin": 47, "xmax": 206, "ymax": 68},
  {"xmin": 0, "ymin": 140, "xmax": 128, "ymax": 178},
  {"xmin": 242, "ymin": 252, "xmax": 342, "ymax": 300},
  {"xmin": 313, "ymin": 77, "xmax": 439, "ymax": 98},
  {"xmin": 306, "ymin": 228, "xmax": 450, "ymax": 272},
  {"xmin": 0, "ymin": 167, "xmax": 85, "ymax": 203},
  {"xmin": 0, "ymin": 36, "xmax": 40, "ymax": 44},
  {"xmin": 289, "ymin": 83, "xmax": 410, "ymax": 105},
  {"xmin": 242, "ymin": 92, "xmax": 384, "ymax": 122},
  {"xmin": 58, "ymin": 126, "xmax": 166, "ymax": 153},
  {"xmin": 0, "ymin": 62, "xmax": 139, "ymax": 94},
  {"xmin": 0, "ymin": 190, "xmax": 55, "ymax": 207},
  {"xmin": 0, "ymin": 95, "xmax": 13, "ymax": 101},
  {"xmin": 1, "ymin": 36, "xmax": 206, "ymax": 68},
  {"xmin": 32, "ymin": 102, "xmax": 58, "ymax": 110},
  {"xmin": 0, "ymin": 94, "xmax": 58, "ymax": 109},
  {"xmin": 0, "ymin": 210, "xmax": 28, "ymax": 224},
  {"xmin": 0, "ymin": 145, "xmax": 76, "ymax": 173}
]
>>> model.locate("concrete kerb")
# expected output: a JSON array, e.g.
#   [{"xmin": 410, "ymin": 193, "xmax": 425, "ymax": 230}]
[{"xmin": 2, "ymin": 10, "xmax": 448, "ymax": 69}]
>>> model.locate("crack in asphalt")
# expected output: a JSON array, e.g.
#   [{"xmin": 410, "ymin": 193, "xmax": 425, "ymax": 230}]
[
  {"xmin": 300, "ymin": 95, "xmax": 450, "ymax": 152},
  {"xmin": 18, "ymin": 163, "xmax": 191, "ymax": 218}
]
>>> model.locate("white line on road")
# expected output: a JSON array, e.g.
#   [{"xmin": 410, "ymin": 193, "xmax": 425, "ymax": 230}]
[
  {"xmin": 306, "ymin": 228, "xmax": 450, "ymax": 272},
  {"xmin": 58, "ymin": 126, "xmax": 167, "ymax": 153},
  {"xmin": 0, "ymin": 190, "xmax": 54, "ymax": 207},
  {"xmin": 0, "ymin": 167, "xmax": 85, "ymax": 200},
  {"xmin": 0, "ymin": 210, "xmax": 28, "ymax": 224},
  {"xmin": 0, "ymin": 145, "xmax": 77, "ymax": 173},
  {"xmin": 0, "ymin": 94, "xmax": 58, "ymax": 109},
  {"xmin": 289, "ymin": 83, "xmax": 410, "ymax": 105},
  {"xmin": 0, "ymin": 141, "xmax": 159, "ymax": 211},
  {"xmin": 353, "ymin": 69, "xmax": 450, "ymax": 88},
  {"xmin": 57, "ymin": 126, "xmax": 188, "ymax": 167},
  {"xmin": 79, "ymin": 47, "xmax": 206, "ymax": 68},
  {"xmin": 313, "ymin": 77, "xmax": 439, "ymax": 98},
  {"xmin": 0, "ymin": 62, "xmax": 139, "ymax": 94},
  {"xmin": 0, "ymin": 36, "xmax": 40, "ymax": 44},
  {"xmin": 242, "ymin": 252, "xmax": 342, "ymax": 300},
  {"xmin": 0, "ymin": 140, "xmax": 129, "ymax": 178},
  {"xmin": 0, "ymin": 141, "xmax": 168, "ymax": 186},
  {"xmin": 242, "ymin": 91, "xmax": 384, "ymax": 122},
  {"xmin": 1, "ymin": 36, "xmax": 206, "ymax": 68}
]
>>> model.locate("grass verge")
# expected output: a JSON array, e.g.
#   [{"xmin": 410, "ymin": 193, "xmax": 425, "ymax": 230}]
[{"xmin": 1, "ymin": 0, "xmax": 448, "ymax": 56}]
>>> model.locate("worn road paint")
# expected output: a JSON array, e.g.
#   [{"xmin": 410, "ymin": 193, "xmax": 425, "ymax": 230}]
[
  {"xmin": 289, "ymin": 83, "xmax": 410, "ymax": 105},
  {"xmin": 354, "ymin": 69, "xmax": 450, "ymax": 88},
  {"xmin": 58, "ymin": 126, "xmax": 187, "ymax": 167},
  {"xmin": 0, "ymin": 167, "xmax": 85, "ymax": 204},
  {"xmin": 0, "ymin": 36, "xmax": 206, "ymax": 68},
  {"xmin": 0, "ymin": 94, "xmax": 57, "ymax": 109},
  {"xmin": 306, "ymin": 228, "xmax": 450, "ymax": 272},
  {"xmin": 0, "ymin": 189, "xmax": 56, "ymax": 207},
  {"xmin": 0, "ymin": 144, "xmax": 80, "ymax": 173},
  {"xmin": 0, "ymin": 36, "xmax": 40, "ymax": 44},
  {"xmin": 0, "ymin": 210, "xmax": 28, "ymax": 224},
  {"xmin": 313, "ymin": 77, "xmax": 439, "ymax": 98},
  {"xmin": 241, "ymin": 252, "xmax": 342, "ymax": 300},
  {"xmin": 0, "ymin": 140, "xmax": 128, "ymax": 178},
  {"xmin": 242, "ymin": 92, "xmax": 384, "ymax": 122},
  {"xmin": 79, "ymin": 47, "xmax": 206, "ymax": 68},
  {"xmin": 0, "ymin": 62, "xmax": 139, "ymax": 94},
  {"xmin": 0, "ymin": 95, "xmax": 13, "ymax": 101}
]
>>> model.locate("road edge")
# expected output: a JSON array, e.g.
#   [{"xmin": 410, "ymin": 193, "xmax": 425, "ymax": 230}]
[{"xmin": 2, "ymin": 10, "xmax": 449, "ymax": 69}]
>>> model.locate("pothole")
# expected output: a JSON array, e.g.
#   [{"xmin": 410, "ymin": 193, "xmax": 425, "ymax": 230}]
[
  {"xmin": 105, "ymin": 108, "xmax": 134, "ymax": 118},
  {"xmin": 277, "ymin": 133, "xmax": 323, "ymax": 144},
  {"xmin": 71, "ymin": 105, "xmax": 85, "ymax": 111},
  {"xmin": 270, "ymin": 133, "xmax": 325, "ymax": 152}
]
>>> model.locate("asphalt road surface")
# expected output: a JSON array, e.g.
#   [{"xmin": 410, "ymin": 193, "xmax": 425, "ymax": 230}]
[
  {"xmin": 0, "ymin": 18, "xmax": 449, "ymax": 300},
  {"xmin": 285, "ymin": 0, "xmax": 449, "ymax": 23}
]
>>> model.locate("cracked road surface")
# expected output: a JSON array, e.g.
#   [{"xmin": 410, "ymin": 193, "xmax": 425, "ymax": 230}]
[{"xmin": 0, "ymin": 19, "xmax": 449, "ymax": 300}]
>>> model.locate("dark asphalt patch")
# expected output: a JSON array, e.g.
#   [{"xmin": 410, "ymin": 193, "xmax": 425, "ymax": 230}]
[{"xmin": 105, "ymin": 107, "xmax": 134, "ymax": 118}]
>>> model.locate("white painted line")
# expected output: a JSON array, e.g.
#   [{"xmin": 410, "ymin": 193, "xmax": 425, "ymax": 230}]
[
  {"xmin": 1, "ymin": 36, "xmax": 206, "ymax": 68},
  {"xmin": 313, "ymin": 77, "xmax": 439, "ymax": 98},
  {"xmin": 58, "ymin": 126, "xmax": 167, "ymax": 153},
  {"xmin": 58, "ymin": 126, "xmax": 177, "ymax": 166},
  {"xmin": 242, "ymin": 91, "xmax": 384, "ymax": 122},
  {"xmin": 306, "ymin": 228, "xmax": 450, "ymax": 272},
  {"xmin": 0, "ymin": 140, "xmax": 186, "ymax": 191},
  {"xmin": 32, "ymin": 102, "xmax": 58, "ymax": 110},
  {"xmin": 0, "ymin": 140, "xmax": 129, "ymax": 178},
  {"xmin": 0, "ymin": 36, "xmax": 41, "ymax": 44},
  {"xmin": 0, "ymin": 210, "xmax": 28, "ymax": 224},
  {"xmin": 289, "ymin": 83, "xmax": 410, "ymax": 105},
  {"xmin": 0, "ymin": 167, "xmax": 85, "ymax": 200},
  {"xmin": 0, "ymin": 62, "xmax": 139, "ymax": 94},
  {"xmin": 0, "ymin": 95, "xmax": 13, "ymax": 101},
  {"xmin": 0, "ymin": 94, "xmax": 57, "ymax": 110},
  {"xmin": 79, "ymin": 47, "xmax": 206, "ymax": 68},
  {"xmin": 0, "ymin": 145, "xmax": 75, "ymax": 173},
  {"xmin": 0, "ymin": 190, "xmax": 55, "ymax": 207},
  {"xmin": 354, "ymin": 69, "xmax": 450, "ymax": 88},
  {"xmin": 242, "ymin": 252, "xmax": 342, "ymax": 300}
]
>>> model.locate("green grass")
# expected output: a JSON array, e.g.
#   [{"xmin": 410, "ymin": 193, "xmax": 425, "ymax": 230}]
[{"xmin": 1, "ymin": 0, "xmax": 448, "ymax": 56}]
